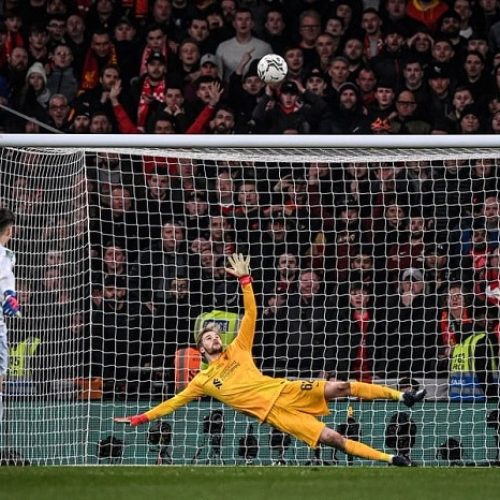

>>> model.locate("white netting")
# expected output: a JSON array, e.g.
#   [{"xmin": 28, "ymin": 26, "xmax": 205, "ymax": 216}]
[{"xmin": 1, "ymin": 144, "xmax": 500, "ymax": 466}]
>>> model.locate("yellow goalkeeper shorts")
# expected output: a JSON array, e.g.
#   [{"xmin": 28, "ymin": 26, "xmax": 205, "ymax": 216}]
[{"xmin": 265, "ymin": 379, "xmax": 329, "ymax": 448}]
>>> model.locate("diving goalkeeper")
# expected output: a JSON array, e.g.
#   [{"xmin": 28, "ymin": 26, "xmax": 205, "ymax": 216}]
[{"xmin": 115, "ymin": 254, "xmax": 424, "ymax": 465}]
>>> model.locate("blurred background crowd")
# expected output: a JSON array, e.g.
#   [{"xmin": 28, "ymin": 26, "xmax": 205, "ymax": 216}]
[{"xmin": 2, "ymin": 0, "xmax": 500, "ymax": 134}]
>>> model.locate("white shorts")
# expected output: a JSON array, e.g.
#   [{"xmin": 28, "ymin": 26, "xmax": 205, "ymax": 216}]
[{"xmin": 0, "ymin": 327, "xmax": 8, "ymax": 376}]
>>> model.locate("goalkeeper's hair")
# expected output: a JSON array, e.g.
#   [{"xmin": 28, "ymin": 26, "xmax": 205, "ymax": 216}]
[
  {"xmin": 0, "ymin": 207, "xmax": 15, "ymax": 234},
  {"xmin": 195, "ymin": 322, "xmax": 222, "ymax": 348}
]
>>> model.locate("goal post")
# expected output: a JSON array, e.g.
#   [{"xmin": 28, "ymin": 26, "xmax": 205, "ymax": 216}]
[{"xmin": 0, "ymin": 135, "xmax": 499, "ymax": 466}]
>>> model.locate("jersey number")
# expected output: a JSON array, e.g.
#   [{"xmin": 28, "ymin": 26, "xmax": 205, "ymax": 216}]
[{"xmin": 300, "ymin": 381, "xmax": 314, "ymax": 391}]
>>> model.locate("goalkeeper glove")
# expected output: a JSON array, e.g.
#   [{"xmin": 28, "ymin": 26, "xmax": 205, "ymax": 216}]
[
  {"xmin": 226, "ymin": 253, "xmax": 251, "ymax": 280},
  {"xmin": 3, "ymin": 290, "xmax": 20, "ymax": 317}
]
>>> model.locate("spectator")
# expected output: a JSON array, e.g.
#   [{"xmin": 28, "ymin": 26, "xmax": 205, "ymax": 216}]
[
  {"xmin": 262, "ymin": 7, "xmax": 287, "ymax": 55},
  {"xmin": 334, "ymin": 82, "xmax": 366, "ymax": 134},
  {"xmin": 252, "ymin": 80, "xmax": 328, "ymax": 134},
  {"xmin": 273, "ymin": 269, "xmax": 330, "ymax": 378},
  {"xmin": 326, "ymin": 280, "xmax": 375, "ymax": 382},
  {"xmin": 27, "ymin": 24, "xmax": 50, "ymax": 67},
  {"xmin": 376, "ymin": 267, "xmax": 436, "ymax": 378},
  {"xmin": 444, "ymin": 282, "xmax": 498, "ymax": 400},
  {"xmin": 361, "ymin": 8, "xmax": 384, "ymax": 60},
  {"xmin": 314, "ymin": 32, "xmax": 338, "ymax": 74},
  {"xmin": 342, "ymin": 37, "xmax": 365, "ymax": 77},
  {"xmin": 355, "ymin": 66, "xmax": 377, "ymax": 106},
  {"xmin": 371, "ymin": 25, "xmax": 410, "ymax": 84},
  {"xmin": 65, "ymin": 14, "xmax": 87, "ymax": 79},
  {"xmin": 297, "ymin": 10, "xmax": 322, "ymax": 65},
  {"xmin": 390, "ymin": 89, "xmax": 432, "ymax": 134},
  {"xmin": 88, "ymin": 109, "xmax": 113, "ymax": 133},
  {"xmin": 46, "ymin": 43, "xmax": 78, "ymax": 104},
  {"xmin": 13, "ymin": 62, "xmax": 50, "ymax": 120},
  {"xmin": 79, "ymin": 30, "xmax": 117, "ymax": 93},
  {"xmin": 91, "ymin": 275, "xmax": 142, "ymax": 399},
  {"xmin": 216, "ymin": 8, "xmax": 272, "ymax": 80},
  {"xmin": 407, "ymin": 29, "xmax": 434, "ymax": 64},
  {"xmin": 137, "ymin": 221, "xmax": 188, "ymax": 311},
  {"xmin": 68, "ymin": 102, "xmax": 91, "ymax": 133},
  {"xmin": 46, "ymin": 92, "xmax": 70, "ymax": 131},
  {"xmin": 454, "ymin": 0, "xmax": 474, "ymax": 39},
  {"xmin": 283, "ymin": 46, "xmax": 306, "ymax": 81},
  {"xmin": 426, "ymin": 63, "xmax": 453, "ymax": 126},
  {"xmin": 457, "ymin": 103, "xmax": 484, "ymax": 133}
]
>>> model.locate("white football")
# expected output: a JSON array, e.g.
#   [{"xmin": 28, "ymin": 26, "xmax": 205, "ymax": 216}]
[{"xmin": 257, "ymin": 54, "xmax": 288, "ymax": 84}]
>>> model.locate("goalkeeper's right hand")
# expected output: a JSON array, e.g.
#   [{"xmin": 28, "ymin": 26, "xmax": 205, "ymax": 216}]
[
  {"xmin": 225, "ymin": 253, "xmax": 251, "ymax": 279},
  {"xmin": 2, "ymin": 290, "xmax": 20, "ymax": 317},
  {"xmin": 114, "ymin": 414, "xmax": 149, "ymax": 427}
]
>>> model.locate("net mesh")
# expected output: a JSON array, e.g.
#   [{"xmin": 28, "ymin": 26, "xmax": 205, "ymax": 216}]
[{"xmin": 1, "ymin": 146, "xmax": 500, "ymax": 466}]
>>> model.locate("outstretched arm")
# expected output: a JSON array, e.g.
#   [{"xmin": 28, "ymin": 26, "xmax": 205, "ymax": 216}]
[
  {"xmin": 114, "ymin": 379, "xmax": 204, "ymax": 426},
  {"xmin": 225, "ymin": 254, "xmax": 256, "ymax": 351}
]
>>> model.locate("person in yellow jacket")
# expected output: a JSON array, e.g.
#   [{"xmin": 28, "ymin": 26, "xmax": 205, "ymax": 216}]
[{"xmin": 116, "ymin": 254, "xmax": 425, "ymax": 465}]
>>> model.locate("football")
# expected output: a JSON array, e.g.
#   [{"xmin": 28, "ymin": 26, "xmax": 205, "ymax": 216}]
[{"xmin": 257, "ymin": 54, "xmax": 288, "ymax": 84}]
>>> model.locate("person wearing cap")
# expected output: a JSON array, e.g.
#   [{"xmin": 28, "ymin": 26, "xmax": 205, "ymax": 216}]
[
  {"xmin": 69, "ymin": 102, "xmax": 91, "ymax": 133},
  {"xmin": 457, "ymin": 102, "xmax": 484, "ymax": 133},
  {"xmin": 215, "ymin": 7, "xmax": 272, "ymax": 80},
  {"xmin": 227, "ymin": 55, "xmax": 264, "ymax": 127},
  {"xmin": 116, "ymin": 254, "xmax": 425, "ymax": 467},
  {"xmin": 252, "ymin": 78, "xmax": 328, "ymax": 134},
  {"xmin": 112, "ymin": 16, "xmax": 142, "ymax": 85},
  {"xmin": 127, "ymin": 49, "xmax": 168, "ymax": 131},
  {"xmin": 334, "ymin": 82, "xmax": 366, "ymax": 133},
  {"xmin": 371, "ymin": 25, "xmax": 410, "ymax": 85},
  {"xmin": 199, "ymin": 53, "xmax": 222, "ymax": 80},
  {"xmin": 436, "ymin": 9, "xmax": 464, "ymax": 49},
  {"xmin": 358, "ymin": 79, "xmax": 396, "ymax": 132},
  {"xmin": 426, "ymin": 63, "xmax": 453, "ymax": 125},
  {"xmin": 304, "ymin": 67, "xmax": 328, "ymax": 97}
]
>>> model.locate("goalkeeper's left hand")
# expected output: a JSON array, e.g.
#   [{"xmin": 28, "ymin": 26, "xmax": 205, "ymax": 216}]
[
  {"xmin": 3, "ymin": 290, "xmax": 20, "ymax": 317},
  {"xmin": 114, "ymin": 414, "xmax": 148, "ymax": 427},
  {"xmin": 225, "ymin": 253, "xmax": 251, "ymax": 279}
]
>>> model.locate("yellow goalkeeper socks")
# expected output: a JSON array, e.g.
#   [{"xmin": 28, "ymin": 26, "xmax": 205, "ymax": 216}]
[
  {"xmin": 350, "ymin": 381, "xmax": 401, "ymax": 401},
  {"xmin": 344, "ymin": 438, "xmax": 392, "ymax": 463}
]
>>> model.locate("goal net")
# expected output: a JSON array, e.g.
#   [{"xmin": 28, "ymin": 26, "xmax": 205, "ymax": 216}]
[{"xmin": 1, "ymin": 139, "xmax": 499, "ymax": 466}]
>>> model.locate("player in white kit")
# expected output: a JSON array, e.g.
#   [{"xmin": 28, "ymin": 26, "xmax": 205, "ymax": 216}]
[{"xmin": 0, "ymin": 208, "xmax": 20, "ymax": 421}]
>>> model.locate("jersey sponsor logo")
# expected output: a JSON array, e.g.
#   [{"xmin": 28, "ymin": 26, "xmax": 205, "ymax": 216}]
[{"xmin": 213, "ymin": 378, "xmax": 223, "ymax": 389}]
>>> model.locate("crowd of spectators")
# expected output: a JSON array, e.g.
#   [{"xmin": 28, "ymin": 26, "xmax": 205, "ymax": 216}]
[
  {"xmin": 79, "ymin": 155, "xmax": 499, "ymax": 400},
  {"xmin": 3, "ymin": 0, "xmax": 500, "ymax": 134},
  {"xmin": 7, "ymin": 151, "xmax": 498, "ymax": 401}
]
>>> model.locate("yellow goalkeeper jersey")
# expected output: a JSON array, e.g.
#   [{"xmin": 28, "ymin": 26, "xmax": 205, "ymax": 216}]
[{"xmin": 144, "ymin": 282, "xmax": 287, "ymax": 423}]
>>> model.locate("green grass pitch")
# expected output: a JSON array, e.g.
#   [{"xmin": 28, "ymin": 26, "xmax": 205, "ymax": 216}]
[{"xmin": 1, "ymin": 467, "xmax": 500, "ymax": 500}]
